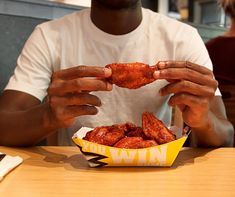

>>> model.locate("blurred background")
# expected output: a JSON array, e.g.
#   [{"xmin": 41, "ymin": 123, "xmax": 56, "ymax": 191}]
[
  {"xmin": 0, "ymin": 0, "xmax": 229, "ymax": 26},
  {"xmin": 0, "ymin": 0, "xmax": 229, "ymax": 27}
]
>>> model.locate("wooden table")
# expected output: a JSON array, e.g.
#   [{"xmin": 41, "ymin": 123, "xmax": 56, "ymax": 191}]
[{"xmin": 0, "ymin": 147, "xmax": 235, "ymax": 197}]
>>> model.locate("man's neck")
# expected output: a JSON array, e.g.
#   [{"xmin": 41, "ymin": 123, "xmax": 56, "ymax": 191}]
[{"xmin": 90, "ymin": 1, "xmax": 142, "ymax": 35}]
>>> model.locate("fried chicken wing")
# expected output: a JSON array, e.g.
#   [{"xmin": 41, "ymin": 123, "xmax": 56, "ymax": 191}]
[
  {"xmin": 142, "ymin": 112, "xmax": 176, "ymax": 144},
  {"xmin": 105, "ymin": 62, "xmax": 157, "ymax": 89},
  {"xmin": 113, "ymin": 122, "xmax": 137, "ymax": 134},
  {"xmin": 83, "ymin": 125, "xmax": 125, "ymax": 146},
  {"xmin": 125, "ymin": 126, "xmax": 149, "ymax": 139},
  {"xmin": 114, "ymin": 137, "xmax": 158, "ymax": 149},
  {"xmin": 83, "ymin": 123, "xmax": 138, "ymax": 145}
]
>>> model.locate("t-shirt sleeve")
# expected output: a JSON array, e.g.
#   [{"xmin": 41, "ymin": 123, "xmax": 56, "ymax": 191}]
[
  {"xmin": 175, "ymin": 27, "xmax": 221, "ymax": 96},
  {"xmin": 4, "ymin": 26, "xmax": 53, "ymax": 101}
]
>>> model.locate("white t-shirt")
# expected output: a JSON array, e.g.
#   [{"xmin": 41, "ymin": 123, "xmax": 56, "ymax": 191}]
[{"xmin": 5, "ymin": 8, "xmax": 220, "ymax": 145}]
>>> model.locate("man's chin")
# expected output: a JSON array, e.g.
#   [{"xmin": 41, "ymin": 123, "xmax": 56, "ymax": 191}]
[{"xmin": 93, "ymin": 0, "xmax": 140, "ymax": 10}]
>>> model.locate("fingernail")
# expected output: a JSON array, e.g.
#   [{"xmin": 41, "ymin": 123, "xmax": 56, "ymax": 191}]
[
  {"xmin": 158, "ymin": 61, "xmax": 165, "ymax": 68},
  {"xmin": 104, "ymin": 68, "xmax": 112, "ymax": 77},
  {"xmin": 98, "ymin": 100, "xmax": 102, "ymax": 107},
  {"xmin": 153, "ymin": 71, "xmax": 160, "ymax": 79},
  {"xmin": 107, "ymin": 83, "xmax": 113, "ymax": 91}
]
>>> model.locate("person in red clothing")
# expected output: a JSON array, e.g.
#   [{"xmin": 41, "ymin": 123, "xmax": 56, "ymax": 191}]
[
  {"xmin": 206, "ymin": 0, "xmax": 235, "ymax": 144},
  {"xmin": 206, "ymin": 0, "xmax": 235, "ymax": 85}
]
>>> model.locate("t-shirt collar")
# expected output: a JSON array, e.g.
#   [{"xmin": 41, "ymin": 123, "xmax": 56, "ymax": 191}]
[{"xmin": 84, "ymin": 8, "xmax": 147, "ymax": 46}]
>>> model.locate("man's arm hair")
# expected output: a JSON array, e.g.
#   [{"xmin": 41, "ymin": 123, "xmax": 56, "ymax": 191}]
[
  {"xmin": 191, "ymin": 96, "xmax": 234, "ymax": 147},
  {"xmin": 0, "ymin": 90, "xmax": 57, "ymax": 146}
]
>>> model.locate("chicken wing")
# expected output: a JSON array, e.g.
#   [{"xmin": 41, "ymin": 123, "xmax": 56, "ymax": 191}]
[
  {"xmin": 83, "ymin": 122, "xmax": 138, "ymax": 145},
  {"xmin": 83, "ymin": 125, "xmax": 125, "ymax": 146},
  {"xmin": 142, "ymin": 112, "xmax": 176, "ymax": 144},
  {"xmin": 105, "ymin": 62, "xmax": 158, "ymax": 89},
  {"xmin": 125, "ymin": 126, "xmax": 149, "ymax": 139},
  {"xmin": 114, "ymin": 137, "xmax": 158, "ymax": 149}
]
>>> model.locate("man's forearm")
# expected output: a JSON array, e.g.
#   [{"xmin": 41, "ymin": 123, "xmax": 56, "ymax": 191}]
[
  {"xmin": 0, "ymin": 103, "xmax": 58, "ymax": 146},
  {"xmin": 192, "ymin": 111, "xmax": 234, "ymax": 147}
]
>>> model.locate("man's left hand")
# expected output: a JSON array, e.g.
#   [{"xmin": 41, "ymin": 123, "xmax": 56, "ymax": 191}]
[{"xmin": 153, "ymin": 61, "xmax": 218, "ymax": 129}]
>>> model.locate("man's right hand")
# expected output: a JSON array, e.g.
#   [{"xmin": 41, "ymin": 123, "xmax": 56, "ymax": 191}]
[{"xmin": 45, "ymin": 66, "xmax": 112, "ymax": 128}]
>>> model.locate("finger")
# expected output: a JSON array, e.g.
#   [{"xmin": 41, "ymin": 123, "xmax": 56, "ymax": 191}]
[
  {"xmin": 160, "ymin": 81, "xmax": 216, "ymax": 97},
  {"xmin": 55, "ymin": 105, "xmax": 98, "ymax": 120},
  {"xmin": 166, "ymin": 79, "xmax": 178, "ymax": 83},
  {"xmin": 64, "ymin": 105, "xmax": 98, "ymax": 118},
  {"xmin": 177, "ymin": 104, "xmax": 186, "ymax": 112},
  {"xmin": 168, "ymin": 93, "xmax": 209, "ymax": 109},
  {"xmin": 153, "ymin": 67, "xmax": 217, "ymax": 87},
  {"xmin": 50, "ymin": 93, "xmax": 102, "ymax": 107},
  {"xmin": 168, "ymin": 94, "xmax": 210, "ymax": 127},
  {"xmin": 48, "ymin": 78, "xmax": 113, "ymax": 96},
  {"xmin": 52, "ymin": 66, "xmax": 112, "ymax": 80},
  {"xmin": 157, "ymin": 61, "xmax": 214, "ymax": 76}
]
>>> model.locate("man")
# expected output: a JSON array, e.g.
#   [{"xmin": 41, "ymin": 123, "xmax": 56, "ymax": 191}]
[{"xmin": 0, "ymin": 0, "xmax": 233, "ymax": 146}]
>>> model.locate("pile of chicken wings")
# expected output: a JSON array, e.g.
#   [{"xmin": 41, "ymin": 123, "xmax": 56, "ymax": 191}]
[{"xmin": 83, "ymin": 112, "xmax": 176, "ymax": 149}]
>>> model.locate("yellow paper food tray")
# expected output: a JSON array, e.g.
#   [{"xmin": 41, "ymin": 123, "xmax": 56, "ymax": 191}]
[{"xmin": 72, "ymin": 126, "xmax": 188, "ymax": 167}]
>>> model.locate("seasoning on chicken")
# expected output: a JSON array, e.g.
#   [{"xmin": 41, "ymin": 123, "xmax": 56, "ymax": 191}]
[
  {"xmin": 125, "ymin": 126, "xmax": 149, "ymax": 139},
  {"xmin": 142, "ymin": 112, "xmax": 176, "ymax": 144},
  {"xmin": 83, "ymin": 112, "xmax": 176, "ymax": 148},
  {"xmin": 113, "ymin": 137, "xmax": 158, "ymax": 149},
  {"xmin": 83, "ymin": 125, "xmax": 125, "ymax": 146},
  {"xmin": 105, "ymin": 62, "xmax": 158, "ymax": 89}
]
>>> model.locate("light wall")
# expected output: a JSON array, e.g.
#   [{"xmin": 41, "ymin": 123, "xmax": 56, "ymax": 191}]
[
  {"xmin": 158, "ymin": 0, "xmax": 168, "ymax": 15},
  {"xmin": 49, "ymin": 0, "xmax": 90, "ymax": 7}
]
